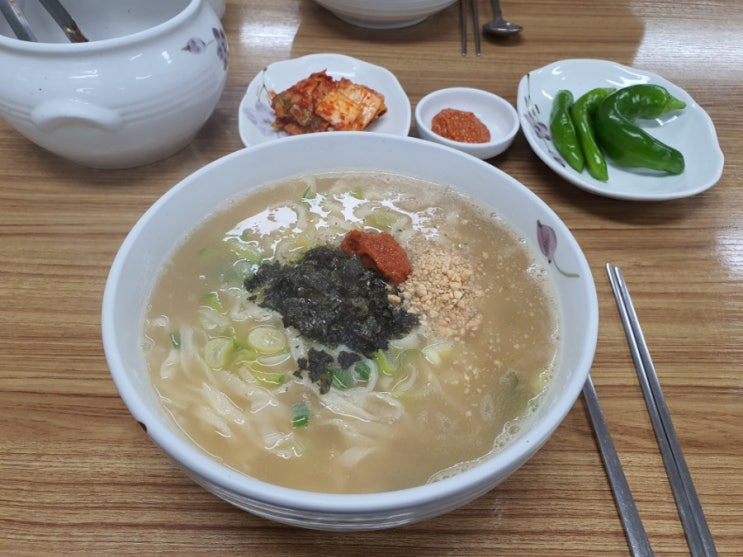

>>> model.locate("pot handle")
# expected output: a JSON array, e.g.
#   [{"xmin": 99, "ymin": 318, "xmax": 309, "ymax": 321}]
[{"xmin": 31, "ymin": 100, "xmax": 123, "ymax": 132}]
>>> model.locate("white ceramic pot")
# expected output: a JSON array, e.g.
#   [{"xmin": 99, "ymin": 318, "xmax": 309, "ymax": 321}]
[
  {"xmin": 207, "ymin": 0, "xmax": 226, "ymax": 18},
  {"xmin": 0, "ymin": 0, "xmax": 227, "ymax": 169}
]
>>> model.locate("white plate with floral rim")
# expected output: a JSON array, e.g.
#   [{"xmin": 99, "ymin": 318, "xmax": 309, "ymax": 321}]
[
  {"xmin": 238, "ymin": 53, "xmax": 411, "ymax": 147},
  {"xmin": 517, "ymin": 59, "xmax": 724, "ymax": 201}
]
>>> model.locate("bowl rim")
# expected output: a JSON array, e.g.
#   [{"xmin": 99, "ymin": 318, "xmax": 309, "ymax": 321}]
[
  {"xmin": 0, "ymin": 0, "xmax": 205, "ymax": 51},
  {"xmin": 102, "ymin": 132, "xmax": 598, "ymax": 516}
]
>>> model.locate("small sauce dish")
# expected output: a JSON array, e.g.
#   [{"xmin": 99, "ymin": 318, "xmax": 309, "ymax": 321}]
[{"xmin": 415, "ymin": 87, "xmax": 519, "ymax": 160}]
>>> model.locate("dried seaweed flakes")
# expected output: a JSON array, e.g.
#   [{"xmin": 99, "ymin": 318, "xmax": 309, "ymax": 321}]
[{"xmin": 244, "ymin": 246, "xmax": 419, "ymax": 357}]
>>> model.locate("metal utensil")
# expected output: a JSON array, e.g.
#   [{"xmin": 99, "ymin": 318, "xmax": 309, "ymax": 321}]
[
  {"xmin": 583, "ymin": 375, "xmax": 654, "ymax": 557},
  {"xmin": 459, "ymin": 0, "xmax": 467, "ymax": 56},
  {"xmin": 470, "ymin": 0, "xmax": 481, "ymax": 56},
  {"xmin": 38, "ymin": 0, "xmax": 87, "ymax": 42},
  {"xmin": 482, "ymin": 0, "xmax": 522, "ymax": 37},
  {"xmin": 0, "ymin": 0, "xmax": 87, "ymax": 42},
  {"xmin": 0, "ymin": 0, "xmax": 37, "ymax": 41},
  {"xmin": 607, "ymin": 263, "xmax": 717, "ymax": 557},
  {"xmin": 459, "ymin": 0, "xmax": 481, "ymax": 56}
]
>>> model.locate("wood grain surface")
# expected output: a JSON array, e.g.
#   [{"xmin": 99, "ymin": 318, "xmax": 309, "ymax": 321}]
[{"xmin": 1, "ymin": 0, "xmax": 741, "ymax": 555}]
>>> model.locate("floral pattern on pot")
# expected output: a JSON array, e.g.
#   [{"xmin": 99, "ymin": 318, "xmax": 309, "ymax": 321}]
[
  {"xmin": 183, "ymin": 27, "xmax": 229, "ymax": 70},
  {"xmin": 537, "ymin": 220, "xmax": 579, "ymax": 278}
]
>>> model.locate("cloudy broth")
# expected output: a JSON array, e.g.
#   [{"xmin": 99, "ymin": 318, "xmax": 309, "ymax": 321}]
[{"xmin": 143, "ymin": 172, "xmax": 560, "ymax": 493}]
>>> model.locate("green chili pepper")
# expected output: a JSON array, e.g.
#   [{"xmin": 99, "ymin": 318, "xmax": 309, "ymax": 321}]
[
  {"xmin": 549, "ymin": 90, "xmax": 584, "ymax": 172},
  {"xmin": 594, "ymin": 84, "xmax": 686, "ymax": 175},
  {"xmin": 569, "ymin": 87, "xmax": 615, "ymax": 181}
]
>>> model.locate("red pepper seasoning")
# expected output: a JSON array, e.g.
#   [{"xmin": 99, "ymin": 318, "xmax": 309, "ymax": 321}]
[
  {"xmin": 431, "ymin": 108, "xmax": 491, "ymax": 143},
  {"xmin": 341, "ymin": 230, "xmax": 412, "ymax": 285}
]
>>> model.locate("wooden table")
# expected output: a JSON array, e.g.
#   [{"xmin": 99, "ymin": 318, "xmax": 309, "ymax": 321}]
[{"xmin": 1, "ymin": 0, "xmax": 741, "ymax": 554}]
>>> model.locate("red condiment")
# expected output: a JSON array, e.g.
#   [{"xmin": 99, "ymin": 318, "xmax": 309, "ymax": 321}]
[
  {"xmin": 431, "ymin": 108, "xmax": 491, "ymax": 143},
  {"xmin": 341, "ymin": 230, "xmax": 412, "ymax": 286}
]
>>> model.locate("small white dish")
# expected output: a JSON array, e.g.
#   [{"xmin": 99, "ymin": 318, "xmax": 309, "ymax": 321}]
[
  {"xmin": 517, "ymin": 59, "xmax": 724, "ymax": 201},
  {"xmin": 415, "ymin": 87, "xmax": 519, "ymax": 160},
  {"xmin": 239, "ymin": 53, "xmax": 411, "ymax": 147}
]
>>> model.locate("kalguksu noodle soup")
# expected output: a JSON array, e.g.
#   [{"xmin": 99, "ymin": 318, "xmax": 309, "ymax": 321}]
[{"xmin": 143, "ymin": 171, "xmax": 560, "ymax": 493}]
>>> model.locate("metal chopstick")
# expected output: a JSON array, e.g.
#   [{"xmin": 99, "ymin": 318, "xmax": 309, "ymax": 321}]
[
  {"xmin": 459, "ymin": 0, "xmax": 467, "ymax": 56},
  {"xmin": 583, "ymin": 375, "xmax": 654, "ymax": 557},
  {"xmin": 470, "ymin": 0, "xmax": 481, "ymax": 56},
  {"xmin": 606, "ymin": 263, "xmax": 717, "ymax": 557},
  {"xmin": 459, "ymin": 0, "xmax": 481, "ymax": 56},
  {"xmin": 0, "ymin": 0, "xmax": 37, "ymax": 41}
]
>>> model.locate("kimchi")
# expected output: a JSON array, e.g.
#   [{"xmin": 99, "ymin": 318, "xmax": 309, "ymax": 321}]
[{"xmin": 271, "ymin": 70, "xmax": 387, "ymax": 135}]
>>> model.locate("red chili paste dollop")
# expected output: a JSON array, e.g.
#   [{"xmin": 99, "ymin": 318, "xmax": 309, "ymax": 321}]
[
  {"xmin": 431, "ymin": 108, "xmax": 491, "ymax": 143},
  {"xmin": 341, "ymin": 230, "xmax": 412, "ymax": 286}
]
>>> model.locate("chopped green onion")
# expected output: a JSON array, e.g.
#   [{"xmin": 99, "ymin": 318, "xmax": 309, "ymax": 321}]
[
  {"xmin": 248, "ymin": 367, "xmax": 286, "ymax": 386},
  {"xmin": 276, "ymin": 235, "xmax": 317, "ymax": 262},
  {"xmin": 256, "ymin": 353, "xmax": 292, "ymax": 367},
  {"xmin": 169, "ymin": 332, "xmax": 181, "ymax": 349},
  {"xmin": 202, "ymin": 291, "xmax": 224, "ymax": 313},
  {"xmin": 232, "ymin": 346, "xmax": 258, "ymax": 365},
  {"xmin": 247, "ymin": 325, "xmax": 287, "ymax": 354},
  {"xmin": 301, "ymin": 186, "xmax": 316, "ymax": 200},
  {"xmin": 354, "ymin": 361, "xmax": 371, "ymax": 381},
  {"xmin": 228, "ymin": 237, "xmax": 263, "ymax": 264},
  {"xmin": 363, "ymin": 209, "xmax": 403, "ymax": 233},
  {"xmin": 374, "ymin": 350, "xmax": 398, "ymax": 375},
  {"xmin": 292, "ymin": 402, "xmax": 310, "ymax": 428},
  {"xmin": 422, "ymin": 341, "xmax": 453, "ymax": 366},
  {"xmin": 204, "ymin": 336, "xmax": 234, "ymax": 369},
  {"xmin": 330, "ymin": 366, "xmax": 353, "ymax": 389}
]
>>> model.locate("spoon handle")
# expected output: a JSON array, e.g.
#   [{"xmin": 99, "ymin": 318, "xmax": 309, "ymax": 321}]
[{"xmin": 490, "ymin": 0, "xmax": 503, "ymax": 20}]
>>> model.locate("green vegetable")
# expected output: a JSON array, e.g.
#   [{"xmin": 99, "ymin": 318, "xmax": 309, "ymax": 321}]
[
  {"xmin": 374, "ymin": 350, "xmax": 398, "ymax": 375},
  {"xmin": 594, "ymin": 84, "xmax": 686, "ymax": 174},
  {"xmin": 292, "ymin": 402, "xmax": 310, "ymax": 428},
  {"xmin": 228, "ymin": 238, "xmax": 263, "ymax": 264},
  {"xmin": 204, "ymin": 336, "xmax": 234, "ymax": 369},
  {"xmin": 202, "ymin": 291, "xmax": 224, "ymax": 312},
  {"xmin": 248, "ymin": 366, "xmax": 286, "ymax": 386},
  {"xmin": 232, "ymin": 346, "xmax": 258, "ymax": 364},
  {"xmin": 330, "ymin": 366, "xmax": 353, "ymax": 389},
  {"xmin": 169, "ymin": 332, "xmax": 181, "ymax": 349},
  {"xmin": 301, "ymin": 186, "xmax": 316, "ymax": 200},
  {"xmin": 549, "ymin": 90, "xmax": 584, "ymax": 172},
  {"xmin": 363, "ymin": 209, "xmax": 405, "ymax": 233},
  {"xmin": 354, "ymin": 361, "xmax": 371, "ymax": 381},
  {"xmin": 247, "ymin": 325, "xmax": 287, "ymax": 354},
  {"xmin": 569, "ymin": 87, "xmax": 615, "ymax": 181},
  {"xmin": 421, "ymin": 341, "xmax": 453, "ymax": 366}
]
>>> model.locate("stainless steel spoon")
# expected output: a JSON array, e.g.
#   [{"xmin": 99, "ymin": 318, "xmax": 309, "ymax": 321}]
[{"xmin": 482, "ymin": 0, "xmax": 522, "ymax": 36}]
